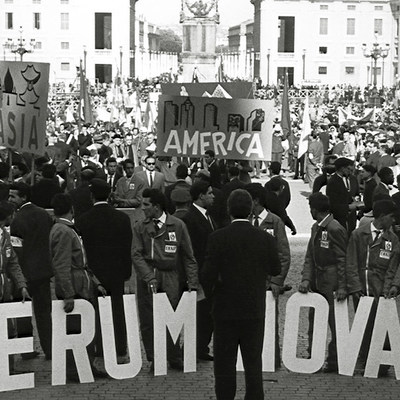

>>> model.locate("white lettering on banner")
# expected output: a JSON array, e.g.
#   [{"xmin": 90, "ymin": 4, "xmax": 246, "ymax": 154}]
[
  {"xmin": 364, "ymin": 298, "xmax": 400, "ymax": 379},
  {"xmin": 52, "ymin": 300, "xmax": 95, "ymax": 386},
  {"xmin": 335, "ymin": 297, "xmax": 374, "ymax": 376},
  {"xmin": 153, "ymin": 292, "xmax": 196, "ymax": 376},
  {"xmin": 282, "ymin": 292, "xmax": 328, "ymax": 374},
  {"xmin": 98, "ymin": 295, "xmax": 142, "ymax": 380},
  {"xmin": 0, "ymin": 302, "xmax": 34, "ymax": 392},
  {"xmin": 2, "ymin": 293, "xmax": 400, "ymax": 393},
  {"xmin": 163, "ymin": 130, "xmax": 265, "ymax": 158}
]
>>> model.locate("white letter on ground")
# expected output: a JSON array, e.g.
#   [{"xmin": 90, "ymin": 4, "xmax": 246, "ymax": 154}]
[
  {"xmin": 99, "ymin": 295, "xmax": 142, "ymax": 379},
  {"xmin": 153, "ymin": 292, "xmax": 196, "ymax": 376},
  {"xmin": 282, "ymin": 292, "xmax": 328, "ymax": 373},
  {"xmin": 52, "ymin": 299, "xmax": 95, "ymax": 385}
]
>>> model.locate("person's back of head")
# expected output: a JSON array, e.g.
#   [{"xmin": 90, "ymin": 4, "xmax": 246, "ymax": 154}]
[
  {"xmin": 41, "ymin": 164, "xmax": 57, "ymax": 180},
  {"xmin": 51, "ymin": 193, "xmax": 72, "ymax": 217},
  {"xmin": 0, "ymin": 162, "xmax": 10, "ymax": 180},
  {"xmin": 228, "ymin": 189, "xmax": 252, "ymax": 219},
  {"xmin": 269, "ymin": 161, "xmax": 281, "ymax": 175},
  {"xmin": 80, "ymin": 167, "xmax": 96, "ymax": 184},
  {"xmin": 176, "ymin": 164, "xmax": 188, "ymax": 180},
  {"xmin": 228, "ymin": 166, "xmax": 240, "ymax": 179},
  {"xmin": 190, "ymin": 181, "xmax": 210, "ymax": 202},
  {"xmin": 308, "ymin": 192, "xmax": 330, "ymax": 213},
  {"xmin": 268, "ymin": 178, "xmax": 283, "ymax": 193},
  {"xmin": 89, "ymin": 178, "xmax": 111, "ymax": 202},
  {"xmin": 377, "ymin": 167, "xmax": 393, "ymax": 184},
  {"xmin": 244, "ymin": 183, "xmax": 266, "ymax": 208}
]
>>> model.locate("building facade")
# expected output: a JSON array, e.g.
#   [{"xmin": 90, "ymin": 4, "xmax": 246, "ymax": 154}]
[
  {"xmin": 0, "ymin": 0, "xmax": 177, "ymax": 84},
  {"xmin": 229, "ymin": 0, "xmax": 399, "ymax": 87}
]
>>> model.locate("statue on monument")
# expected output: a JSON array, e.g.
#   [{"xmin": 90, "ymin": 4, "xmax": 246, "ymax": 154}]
[{"xmin": 185, "ymin": 0, "xmax": 216, "ymax": 17}]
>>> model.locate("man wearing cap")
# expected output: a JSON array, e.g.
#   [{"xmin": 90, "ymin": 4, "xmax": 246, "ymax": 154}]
[
  {"xmin": 299, "ymin": 193, "xmax": 348, "ymax": 373},
  {"xmin": 326, "ymin": 157, "xmax": 360, "ymax": 233},
  {"xmin": 110, "ymin": 134, "xmax": 126, "ymax": 163},
  {"xmin": 346, "ymin": 199, "xmax": 400, "ymax": 376},
  {"xmin": 165, "ymin": 164, "xmax": 191, "ymax": 214},
  {"xmin": 76, "ymin": 179, "xmax": 132, "ymax": 360},
  {"xmin": 171, "ymin": 188, "xmax": 192, "ymax": 220}
]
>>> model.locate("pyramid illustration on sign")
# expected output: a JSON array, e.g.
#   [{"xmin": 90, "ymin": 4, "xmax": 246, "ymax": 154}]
[
  {"xmin": 202, "ymin": 91, "xmax": 212, "ymax": 97},
  {"xmin": 210, "ymin": 84, "xmax": 232, "ymax": 99}
]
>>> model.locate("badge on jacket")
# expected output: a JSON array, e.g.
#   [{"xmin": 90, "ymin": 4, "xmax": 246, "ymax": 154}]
[
  {"xmin": 379, "ymin": 250, "xmax": 390, "ymax": 260},
  {"xmin": 168, "ymin": 232, "xmax": 176, "ymax": 241},
  {"xmin": 321, "ymin": 231, "xmax": 328, "ymax": 241},
  {"xmin": 165, "ymin": 245, "xmax": 177, "ymax": 253},
  {"xmin": 129, "ymin": 183, "xmax": 135, "ymax": 190},
  {"xmin": 385, "ymin": 241, "xmax": 392, "ymax": 251},
  {"xmin": 265, "ymin": 228, "xmax": 274, "ymax": 236}
]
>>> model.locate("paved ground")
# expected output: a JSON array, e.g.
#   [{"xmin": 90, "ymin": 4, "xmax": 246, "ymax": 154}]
[{"xmin": 3, "ymin": 177, "xmax": 400, "ymax": 399}]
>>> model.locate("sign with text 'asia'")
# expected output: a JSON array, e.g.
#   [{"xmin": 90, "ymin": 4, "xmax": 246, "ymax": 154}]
[
  {"xmin": 157, "ymin": 95, "xmax": 275, "ymax": 161},
  {"xmin": 0, "ymin": 61, "xmax": 49, "ymax": 155}
]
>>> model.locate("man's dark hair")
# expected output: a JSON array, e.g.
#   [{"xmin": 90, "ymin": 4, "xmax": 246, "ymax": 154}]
[
  {"xmin": 190, "ymin": 181, "xmax": 210, "ymax": 202},
  {"xmin": 106, "ymin": 157, "xmax": 117, "ymax": 166},
  {"xmin": 145, "ymin": 155, "xmax": 156, "ymax": 163},
  {"xmin": 377, "ymin": 167, "xmax": 393, "ymax": 182},
  {"xmin": 123, "ymin": 159, "xmax": 134, "ymax": 169},
  {"xmin": 12, "ymin": 162, "xmax": 28, "ymax": 175},
  {"xmin": 205, "ymin": 149, "xmax": 215, "ymax": 158},
  {"xmin": 245, "ymin": 183, "xmax": 266, "ymax": 208},
  {"xmin": 52, "ymin": 193, "xmax": 72, "ymax": 217},
  {"xmin": 268, "ymin": 178, "xmax": 283, "ymax": 192},
  {"xmin": 80, "ymin": 149, "xmax": 91, "ymax": 157},
  {"xmin": 142, "ymin": 188, "xmax": 166, "ymax": 211},
  {"xmin": 228, "ymin": 189, "xmax": 252, "ymax": 219},
  {"xmin": 308, "ymin": 192, "xmax": 330, "ymax": 213},
  {"xmin": 42, "ymin": 164, "xmax": 57, "ymax": 179},
  {"xmin": 9, "ymin": 182, "xmax": 31, "ymax": 201},
  {"xmin": 80, "ymin": 166, "xmax": 96, "ymax": 183},
  {"xmin": 0, "ymin": 201, "xmax": 15, "ymax": 221},
  {"xmin": 362, "ymin": 164, "xmax": 377, "ymax": 176},
  {"xmin": 269, "ymin": 161, "xmax": 281, "ymax": 175},
  {"xmin": 176, "ymin": 164, "xmax": 188, "ymax": 180},
  {"xmin": 373, "ymin": 199, "xmax": 396, "ymax": 218},
  {"xmin": 0, "ymin": 162, "xmax": 10, "ymax": 180},
  {"xmin": 228, "ymin": 166, "xmax": 240, "ymax": 178}
]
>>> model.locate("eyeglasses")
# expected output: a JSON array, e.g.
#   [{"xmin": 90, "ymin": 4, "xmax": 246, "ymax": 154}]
[{"xmin": 147, "ymin": 162, "xmax": 155, "ymax": 165}]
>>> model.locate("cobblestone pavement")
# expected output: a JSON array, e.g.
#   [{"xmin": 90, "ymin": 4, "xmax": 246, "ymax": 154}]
[{"xmin": 3, "ymin": 178, "xmax": 400, "ymax": 399}]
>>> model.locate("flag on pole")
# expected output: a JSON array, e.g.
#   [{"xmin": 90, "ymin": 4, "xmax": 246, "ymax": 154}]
[
  {"xmin": 298, "ymin": 96, "xmax": 311, "ymax": 159},
  {"xmin": 280, "ymin": 69, "xmax": 292, "ymax": 149},
  {"xmin": 79, "ymin": 60, "xmax": 93, "ymax": 124},
  {"xmin": 134, "ymin": 88, "xmax": 142, "ymax": 129}
]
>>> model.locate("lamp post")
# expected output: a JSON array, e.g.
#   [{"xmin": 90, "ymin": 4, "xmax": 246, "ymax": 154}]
[
  {"xmin": 362, "ymin": 38, "xmax": 389, "ymax": 106},
  {"xmin": 302, "ymin": 48, "xmax": 306, "ymax": 81},
  {"xmin": 3, "ymin": 26, "xmax": 35, "ymax": 61},
  {"xmin": 266, "ymin": 48, "xmax": 270, "ymax": 85},
  {"xmin": 83, "ymin": 45, "xmax": 87, "ymax": 73}
]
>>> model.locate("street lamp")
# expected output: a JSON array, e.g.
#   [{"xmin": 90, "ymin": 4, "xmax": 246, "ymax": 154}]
[
  {"xmin": 266, "ymin": 48, "xmax": 270, "ymax": 85},
  {"xmin": 3, "ymin": 26, "xmax": 35, "ymax": 61},
  {"xmin": 83, "ymin": 45, "xmax": 87, "ymax": 73},
  {"xmin": 362, "ymin": 38, "xmax": 389, "ymax": 106},
  {"xmin": 120, "ymin": 46, "xmax": 123, "ymax": 75},
  {"xmin": 302, "ymin": 49, "xmax": 306, "ymax": 81}
]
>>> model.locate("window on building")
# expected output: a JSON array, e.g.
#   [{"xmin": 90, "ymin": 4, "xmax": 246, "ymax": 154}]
[
  {"xmin": 345, "ymin": 66, "xmax": 355, "ymax": 74},
  {"xmin": 5, "ymin": 0, "xmax": 13, "ymax": 4},
  {"xmin": 61, "ymin": 41, "xmax": 69, "ymax": 49},
  {"xmin": 278, "ymin": 16, "xmax": 295, "ymax": 52},
  {"xmin": 5, "ymin": 12, "xmax": 13, "ymax": 29},
  {"xmin": 374, "ymin": 19, "xmax": 383, "ymax": 35},
  {"xmin": 346, "ymin": 46, "xmax": 355, "ymax": 54},
  {"xmin": 61, "ymin": 62, "xmax": 70, "ymax": 71},
  {"xmin": 95, "ymin": 13, "xmax": 112, "ymax": 49},
  {"xmin": 33, "ymin": 12, "xmax": 40, "ymax": 29},
  {"xmin": 320, "ymin": 4, "xmax": 328, "ymax": 10},
  {"xmin": 61, "ymin": 13, "xmax": 69, "ymax": 30},
  {"xmin": 373, "ymin": 67, "xmax": 382, "ymax": 75},
  {"xmin": 60, "ymin": 0, "xmax": 69, "ymax": 3},
  {"xmin": 347, "ymin": 5, "xmax": 356, "ymax": 10},
  {"xmin": 35, "ymin": 41, "xmax": 42, "ymax": 49},
  {"xmin": 32, "ymin": 0, "xmax": 41, "ymax": 3},
  {"xmin": 347, "ymin": 18, "xmax": 355, "ymax": 35},
  {"xmin": 318, "ymin": 66, "xmax": 327, "ymax": 75},
  {"xmin": 319, "ymin": 46, "xmax": 327, "ymax": 54},
  {"xmin": 319, "ymin": 18, "xmax": 328, "ymax": 35},
  {"xmin": 95, "ymin": 64, "xmax": 112, "ymax": 84},
  {"xmin": 375, "ymin": 5, "xmax": 383, "ymax": 11}
]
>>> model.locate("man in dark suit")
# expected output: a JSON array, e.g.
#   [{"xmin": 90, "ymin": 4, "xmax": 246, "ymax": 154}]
[
  {"xmin": 204, "ymin": 150, "xmax": 221, "ymax": 189},
  {"xmin": 9, "ymin": 182, "xmax": 54, "ymax": 360},
  {"xmin": 326, "ymin": 157, "xmax": 360, "ymax": 234},
  {"xmin": 134, "ymin": 155, "xmax": 165, "ymax": 192},
  {"xmin": 265, "ymin": 161, "xmax": 291, "ymax": 209},
  {"xmin": 202, "ymin": 189, "xmax": 281, "ymax": 400},
  {"xmin": 182, "ymin": 181, "xmax": 216, "ymax": 361},
  {"xmin": 31, "ymin": 164, "xmax": 62, "ymax": 209},
  {"xmin": 69, "ymin": 167, "xmax": 96, "ymax": 219},
  {"xmin": 373, "ymin": 167, "xmax": 393, "ymax": 199},
  {"xmin": 76, "ymin": 179, "xmax": 132, "ymax": 359},
  {"xmin": 104, "ymin": 157, "xmax": 123, "ymax": 192},
  {"xmin": 221, "ymin": 166, "xmax": 246, "ymax": 201},
  {"xmin": 360, "ymin": 164, "xmax": 377, "ymax": 215}
]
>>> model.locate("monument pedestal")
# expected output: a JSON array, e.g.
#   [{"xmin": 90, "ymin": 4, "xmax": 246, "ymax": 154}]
[{"xmin": 181, "ymin": 53, "xmax": 217, "ymax": 82}]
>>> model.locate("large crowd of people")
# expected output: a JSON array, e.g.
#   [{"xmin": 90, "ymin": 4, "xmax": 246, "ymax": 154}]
[{"xmin": 2, "ymin": 82, "xmax": 400, "ymax": 399}]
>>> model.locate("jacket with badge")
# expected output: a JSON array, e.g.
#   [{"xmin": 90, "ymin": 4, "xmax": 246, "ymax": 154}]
[
  {"xmin": 114, "ymin": 175, "xmax": 145, "ymax": 208},
  {"xmin": 132, "ymin": 213, "xmax": 198, "ymax": 289},
  {"xmin": 49, "ymin": 218, "xmax": 101, "ymax": 300},
  {"xmin": 0, "ymin": 227, "xmax": 27, "ymax": 302},
  {"xmin": 346, "ymin": 223, "xmax": 400, "ymax": 298},
  {"xmin": 302, "ymin": 214, "xmax": 348, "ymax": 293},
  {"xmin": 258, "ymin": 210, "xmax": 290, "ymax": 287}
]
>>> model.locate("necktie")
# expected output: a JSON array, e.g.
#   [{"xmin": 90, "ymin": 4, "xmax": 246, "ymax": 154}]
[
  {"xmin": 149, "ymin": 172, "xmax": 154, "ymax": 187},
  {"xmin": 153, "ymin": 219, "xmax": 161, "ymax": 232},
  {"xmin": 117, "ymin": 146, "xmax": 123, "ymax": 158},
  {"xmin": 108, "ymin": 175, "xmax": 113, "ymax": 186},
  {"xmin": 345, "ymin": 178, "xmax": 350, "ymax": 191},
  {"xmin": 205, "ymin": 211, "xmax": 214, "ymax": 231},
  {"xmin": 253, "ymin": 214, "xmax": 259, "ymax": 227}
]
